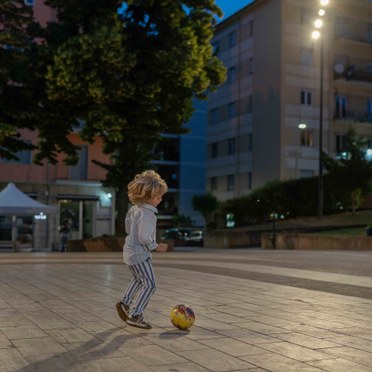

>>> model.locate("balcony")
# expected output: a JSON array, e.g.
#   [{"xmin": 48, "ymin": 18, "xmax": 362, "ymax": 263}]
[
  {"xmin": 334, "ymin": 66, "xmax": 372, "ymax": 84},
  {"xmin": 334, "ymin": 110, "xmax": 372, "ymax": 125}
]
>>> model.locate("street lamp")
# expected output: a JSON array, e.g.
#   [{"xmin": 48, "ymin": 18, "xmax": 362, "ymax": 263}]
[{"xmin": 311, "ymin": 0, "xmax": 329, "ymax": 218}]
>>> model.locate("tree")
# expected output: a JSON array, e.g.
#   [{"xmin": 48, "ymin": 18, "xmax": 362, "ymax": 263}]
[
  {"xmin": 323, "ymin": 127, "xmax": 372, "ymax": 212},
  {"xmin": 43, "ymin": 0, "xmax": 226, "ymax": 231},
  {"xmin": 0, "ymin": 1, "xmax": 36, "ymax": 159},
  {"xmin": 0, "ymin": 0, "xmax": 81, "ymax": 164},
  {"xmin": 192, "ymin": 193, "xmax": 219, "ymax": 227}
]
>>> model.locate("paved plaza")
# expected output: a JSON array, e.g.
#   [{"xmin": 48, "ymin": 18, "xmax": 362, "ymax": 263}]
[{"xmin": 0, "ymin": 249, "xmax": 372, "ymax": 371}]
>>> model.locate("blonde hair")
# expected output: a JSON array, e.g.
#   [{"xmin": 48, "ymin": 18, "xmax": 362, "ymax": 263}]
[{"xmin": 128, "ymin": 170, "xmax": 168, "ymax": 205}]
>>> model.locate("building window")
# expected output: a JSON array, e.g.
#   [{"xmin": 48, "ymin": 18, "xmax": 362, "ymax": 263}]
[
  {"xmin": 211, "ymin": 177, "xmax": 218, "ymax": 191},
  {"xmin": 228, "ymin": 31, "xmax": 237, "ymax": 48},
  {"xmin": 300, "ymin": 130, "xmax": 314, "ymax": 147},
  {"xmin": 367, "ymin": 23, "xmax": 372, "ymax": 43},
  {"xmin": 300, "ymin": 8, "xmax": 312, "ymax": 25},
  {"xmin": 335, "ymin": 17, "xmax": 349, "ymax": 38},
  {"xmin": 212, "ymin": 40, "xmax": 220, "ymax": 56},
  {"xmin": 211, "ymin": 142, "xmax": 218, "ymax": 158},
  {"xmin": 300, "ymin": 91, "xmax": 312, "ymax": 105},
  {"xmin": 1, "ymin": 142, "xmax": 32, "ymax": 164},
  {"xmin": 248, "ymin": 58, "xmax": 253, "ymax": 75},
  {"xmin": 209, "ymin": 108, "xmax": 219, "ymax": 125},
  {"xmin": 228, "ymin": 138, "xmax": 236, "ymax": 155},
  {"xmin": 227, "ymin": 66, "xmax": 237, "ymax": 84},
  {"xmin": 68, "ymin": 146, "xmax": 88, "ymax": 180},
  {"xmin": 227, "ymin": 175, "xmax": 235, "ymax": 191},
  {"xmin": 247, "ymin": 95, "xmax": 253, "ymax": 113},
  {"xmin": 367, "ymin": 99, "xmax": 372, "ymax": 121},
  {"xmin": 335, "ymin": 95, "xmax": 347, "ymax": 118},
  {"xmin": 228, "ymin": 102, "xmax": 238, "ymax": 119},
  {"xmin": 248, "ymin": 172, "xmax": 252, "ymax": 189},
  {"xmin": 300, "ymin": 48, "xmax": 313, "ymax": 65},
  {"xmin": 248, "ymin": 133, "xmax": 253, "ymax": 151},
  {"xmin": 336, "ymin": 134, "xmax": 347, "ymax": 153},
  {"xmin": 249, "ymin": 20, "xmax": 254, "ymax": 37}
]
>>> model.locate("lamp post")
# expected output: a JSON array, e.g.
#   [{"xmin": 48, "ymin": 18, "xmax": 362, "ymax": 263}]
[{"xmin": 311, "ymin": 0, "xmax": 329, "ymax": 218}]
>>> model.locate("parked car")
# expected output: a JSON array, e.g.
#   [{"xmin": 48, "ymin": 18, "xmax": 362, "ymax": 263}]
[
  {"xmin": 161, "ymin": 228, "xmax": 192, "ymax": 241},
  {"xmin": 161, "ymin": 228, "xmax": 205, "ymax": 246},
  {"xmin": 183, "ymin": 230, "xmax": 204, "ymax": 246}
]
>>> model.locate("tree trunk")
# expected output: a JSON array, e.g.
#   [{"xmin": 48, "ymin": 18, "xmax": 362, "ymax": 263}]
[{"xmin": 115, "ymin": 186, "xmax": 129, "ymax": 234}]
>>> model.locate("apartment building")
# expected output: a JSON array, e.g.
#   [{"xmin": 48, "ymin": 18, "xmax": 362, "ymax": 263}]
[{"xmin": 207, "ymin": 0, "xmax": 372, "ymax": 201}]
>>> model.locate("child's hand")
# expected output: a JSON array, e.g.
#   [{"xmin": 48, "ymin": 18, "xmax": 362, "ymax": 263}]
[{"xmin": 155, "ymin": 243, "xmax": 168, "ymax": 252}]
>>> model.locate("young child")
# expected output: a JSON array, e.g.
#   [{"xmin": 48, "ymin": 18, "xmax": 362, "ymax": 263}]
[{"xmin": 116, "ymin": 170, "xmax": 168, "ymax": 329}]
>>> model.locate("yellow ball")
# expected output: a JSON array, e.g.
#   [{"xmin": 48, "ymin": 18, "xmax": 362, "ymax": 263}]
[{"xmin": 170, "ymin": 304, "xmax": 195, "ymax": 330}]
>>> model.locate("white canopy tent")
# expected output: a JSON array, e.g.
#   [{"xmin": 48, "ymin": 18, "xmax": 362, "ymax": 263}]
[{"xmin": 0, "ymin": 183, "xmax": 57, "ymax": 251}]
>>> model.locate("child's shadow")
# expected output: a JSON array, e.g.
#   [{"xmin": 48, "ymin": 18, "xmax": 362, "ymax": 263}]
[{"xmin": 16, "ymin": 326, "xmax": 148, "ymax": 372}]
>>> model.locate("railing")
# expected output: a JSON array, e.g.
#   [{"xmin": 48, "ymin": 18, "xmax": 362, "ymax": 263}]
[
  {"xmin": 334, "ymin": 66, "xmax": 372, "ymax": 83},
  {"xmin": 334, "ymin": 110, "xmax": 372, "ymax": 124}
]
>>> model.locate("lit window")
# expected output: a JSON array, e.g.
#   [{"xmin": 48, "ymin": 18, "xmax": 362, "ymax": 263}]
[{"xmin": 300, "ymin": 130, "xmax": 313, "ymax": 147}]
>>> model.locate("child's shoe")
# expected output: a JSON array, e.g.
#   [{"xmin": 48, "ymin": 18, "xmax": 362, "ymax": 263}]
[
  {"xmin": 115, "ymin": 301, "xmax": 130, "ymax": 322},
  {"xmin": 126, "ymin": 314, "xmax": 152, "ymax": 329}
]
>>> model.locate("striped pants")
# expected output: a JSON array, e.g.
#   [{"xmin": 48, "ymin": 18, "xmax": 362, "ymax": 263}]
[{"xmin": 122, "ymin": 258, "xmax": 156, "ymax": 317}]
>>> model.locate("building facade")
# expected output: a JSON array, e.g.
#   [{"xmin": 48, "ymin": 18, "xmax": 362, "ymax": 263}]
[
  {"xmin": 207, "ymin": 0, "xmax": 372, "ymax": 201},
  {"xmin": 0, "ymin": 128, "xmax": 115, "ymax": 251}
]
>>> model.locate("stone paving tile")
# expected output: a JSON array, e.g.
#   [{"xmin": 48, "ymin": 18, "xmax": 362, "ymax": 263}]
[
  {"xmin": 240, "ymin": 352, "xmax": 325, "ymax": 371},
  {"xmin": 270, "ymin": 332, "xmax": 341, "ymax": 349},
  {"xmin": 69, "ymin": 356, "xmax": 152, "ymax": 372},
  {"xmin": 322, "ymin": 334, "xmax": 372, "ymax": 352},
  {"xmin": 0, "ymin": 325, "xmax": 48, "ymax": 340},
  {"xmin": 117, "ymin": 344, "xmax": 188, "ymax": 366},
  {"xmin": 177, "ymin": 348, "xmax": 257, "ymax": 371},
  {"xmin": 0, "ymin": 348, "xmax": 29, "ymax": 371},
  {"xmin": 258, "ymin": 341, "xmax": 337, "ymax": 362},
  {"xmin": 307, "ymin": 357, "xmax": 372, "ymax": 372},
  {"xmin": 197, "ymin": 337, "xmax": 268, "ymax": 357},
  {"xmin": 238, "ymin": 322, "xmax": 293, "ymax": 335},
  {"xmin": 216, "ymin": 328, "xmax": 281, "ymax": 345},
  {"xmin": 12, "ymin": 337, "xmax": 69, "ymax": 362},
  {"xmin": 0, "ymin": 331, "xmax": 12, "ymax": 348},
  {"xmin": 149, "ymin": 362, "xmax": 210, "ymax": 372}
]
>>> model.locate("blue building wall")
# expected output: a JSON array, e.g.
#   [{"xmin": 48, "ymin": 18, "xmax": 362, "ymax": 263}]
[{"xmin": 178, "ymin": 100, "xmax": 207, "ymax": 227}]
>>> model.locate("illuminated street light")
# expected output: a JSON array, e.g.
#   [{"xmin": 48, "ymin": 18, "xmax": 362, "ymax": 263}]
[{"xmin": 311, "ymin": 0, "xmax": 329, "ymax": 218}]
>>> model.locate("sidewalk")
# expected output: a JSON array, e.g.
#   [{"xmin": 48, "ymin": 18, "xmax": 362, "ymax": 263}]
[{"xmin": 0, "ymin": 250, "xmax": 372, "ymax": 371}]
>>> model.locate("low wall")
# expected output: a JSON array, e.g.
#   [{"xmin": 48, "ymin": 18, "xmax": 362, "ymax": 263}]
[
  {"xmin": 261, "ymin": 232, "xmax": 372, "ymax": 250},
  {"xmin": 68, "ymin": 237, "xmax": 175, "ymax": 252},
  {"xmin": 204, "ymin": 229, "xmax": 262, "ymax": 248}
]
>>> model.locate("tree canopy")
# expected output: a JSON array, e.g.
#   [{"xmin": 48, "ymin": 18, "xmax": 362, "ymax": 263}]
[{"xmin": 1, "ymin": 0, "xmax": 226, "ymax": 229}]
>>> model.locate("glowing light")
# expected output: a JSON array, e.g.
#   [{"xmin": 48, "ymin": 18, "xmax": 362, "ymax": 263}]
[
  {"xmin": 314, "ymin": 19, "xmax": 323, "ymax": 28},
  {"xmin": 320, "ymin": 0, "xmax": 329, "ymax": 6},
  {"xmin": 319, "ymin": 9, "xmax": 326, "ymax": 16},
  {"xmin": 312, "ymin": 30, "xmax": 321, "ymax": 40},
  {"xmin": 298, "ymin": 123, "xmax": 307, "ymax": 129}
]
